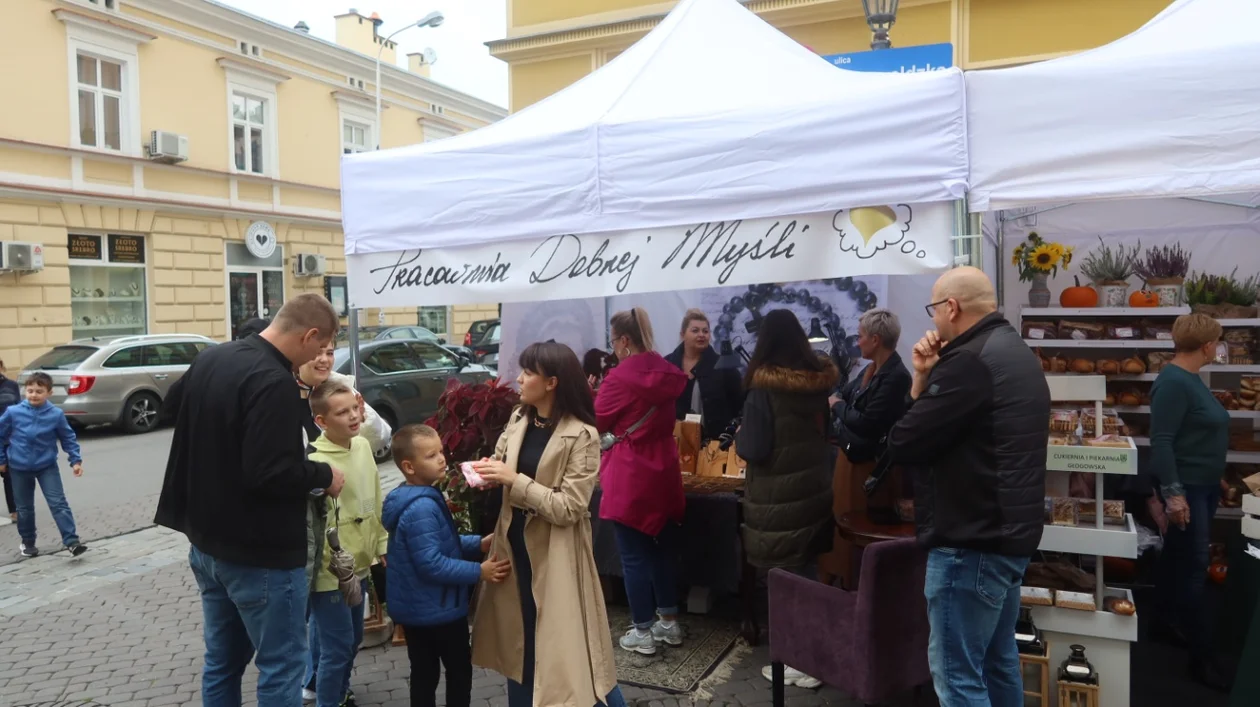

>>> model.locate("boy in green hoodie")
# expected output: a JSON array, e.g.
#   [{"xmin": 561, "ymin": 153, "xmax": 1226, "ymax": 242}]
[{"xmin": 305, "ymin": 380, "xmax": 388, "ymax": 707}]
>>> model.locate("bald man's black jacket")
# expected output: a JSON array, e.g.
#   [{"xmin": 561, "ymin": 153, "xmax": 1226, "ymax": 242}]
[{"xmin": 888, "ymin": 313, "xmax": 1050, "ymax": 556}]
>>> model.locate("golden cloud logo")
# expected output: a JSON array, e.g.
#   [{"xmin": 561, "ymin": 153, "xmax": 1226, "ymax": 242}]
[{"xmin": 833, "ymin": 204, "xmax": 925, "ymax": 260}]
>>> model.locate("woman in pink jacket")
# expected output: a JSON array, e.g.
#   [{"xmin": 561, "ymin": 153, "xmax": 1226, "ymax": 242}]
[{"xmin": 595, "ymin": 307, "xmax": 688, "ymax": 656}]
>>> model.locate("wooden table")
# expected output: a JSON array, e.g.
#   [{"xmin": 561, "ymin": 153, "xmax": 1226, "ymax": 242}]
[{"xmin": 836, "ymin": 510, "xmax": 916, "ymax": 547}]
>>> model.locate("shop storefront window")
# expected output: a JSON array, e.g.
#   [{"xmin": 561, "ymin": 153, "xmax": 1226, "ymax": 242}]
[
  {"xmin": 69, "ymin": 234, "xmax": 148, "ymax": 342},
  {"xmin": 417, "ymin": 306, "xmax": 449, "ymax": 336},
  {"xmin": 226, "ymin": 242, "xmax": 284, "ymax": 339}
]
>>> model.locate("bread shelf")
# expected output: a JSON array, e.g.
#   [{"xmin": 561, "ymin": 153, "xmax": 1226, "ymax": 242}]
[
  {"xmin": 1021, "ymin": 307, "xmax": 1190, "ymax": 317},
  {"xmin": 1204, "ymin": 364, "xmax": 1260, "ymax": 373},
  {"xmin": 1028, "ymin": 587, "xmax": 1138, "ymax": 642},
  {"xmin": 1038, "ymin": 514, "xmax": 1138, "ymax": 558},
  {"xmin": 1216, "ymin": 319, "xmax": 1260, "ymax": 327},
  {"xmin": 1114, "ymin": 405, "xmax": 1260, "ymax": 419},
  {"xmin": 1129, "ymin": 436, "xmax": 1260, "ymax": 463},
  {"xmin": 1025, "ymin": 339, "xmax": 1176, "ymax": 349}
]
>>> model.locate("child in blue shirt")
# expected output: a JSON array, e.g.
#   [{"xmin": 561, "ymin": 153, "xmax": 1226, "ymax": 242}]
[
  {"xmin": 0, "ymin": 372, "xmax": 87, "ymax": 558},
  {"xmin": 382, "ymin": 424, "xmax": 509, "ymax": 707}
]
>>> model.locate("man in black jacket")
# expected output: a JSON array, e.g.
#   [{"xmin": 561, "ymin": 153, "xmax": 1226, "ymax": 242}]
[
  {"xmin": 156, "ymin": 293, "xmax": 346, "ymax": 706},
  {"xmin": 888, "ymin": 267, "xmax": 1049, "ymax": 707}
]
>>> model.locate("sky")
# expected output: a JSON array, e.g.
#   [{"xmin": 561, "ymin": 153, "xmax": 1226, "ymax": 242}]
[{"xmin": 214, "ymin": 0, "xmax": 510, "ymax": 108}]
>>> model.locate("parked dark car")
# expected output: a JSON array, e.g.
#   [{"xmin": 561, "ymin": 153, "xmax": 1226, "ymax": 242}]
[
  {"xmin": 333, "ymin": 339, "xmax": 493, "ymax": 440},
  {"xmin": 337, "ymin": 325, "xmax": 474, "ymax": 361},
  {"xmin": 464, "ymin": 318, "xmax": 498, "ymax": 347},
  {"xmin": 472, "ymin": 322, "xmax": 501, "ymax": 363}
]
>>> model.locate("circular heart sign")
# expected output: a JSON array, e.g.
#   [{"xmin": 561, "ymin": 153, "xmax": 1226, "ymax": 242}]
[{"xmin": 244, "ymin": 220, "xmax": 277, "ymax": 259}]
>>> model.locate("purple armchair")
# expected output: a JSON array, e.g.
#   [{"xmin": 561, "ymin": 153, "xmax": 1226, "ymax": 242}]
[{"xmin": 768, "ymin": 538, "xmax": 931, "ymax": 706}]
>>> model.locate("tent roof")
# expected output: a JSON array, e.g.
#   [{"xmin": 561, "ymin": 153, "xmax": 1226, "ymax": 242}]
[
  {"xmin": 341, "ymin": 0, "xmax": 967, "ymax": 256},
  {"xmin": 967, "ymin": 0, "xmax": 1260, "ymax": 213}
]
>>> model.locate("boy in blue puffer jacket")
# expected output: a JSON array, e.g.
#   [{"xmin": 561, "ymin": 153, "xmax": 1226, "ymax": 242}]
[
  {"xmin": 383, "ymin": 424, "xmax": 509, "ymax": 707},
  {"xmin": 0, "ymin": 372, "xmax": 86, "ymax": 558}
]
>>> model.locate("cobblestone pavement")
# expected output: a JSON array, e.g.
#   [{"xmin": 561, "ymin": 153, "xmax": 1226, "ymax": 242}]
[{"xmin": 0, "ymin": 526, "xmax": 927, "ymax": 707}]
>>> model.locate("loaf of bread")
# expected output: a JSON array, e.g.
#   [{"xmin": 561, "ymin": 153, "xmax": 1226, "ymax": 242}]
[
  {"xmin": 1104, "ymin": 596, "xmax": 1136, "ymax": 616},
  {"xmin": 1070, "ymin": 358, "xmax": 1096, "ymax": 374},
  {"xmin": 1120, "ymin": 357, "xmax": 1146, "ymax": 374},
  {"xmin": 1096, "ymin": 359, "xmax": 1120, "ymax": 374},
  {"xmin": 1055, "ymin": 590, "xmax": 1098, "ymax": 612}
]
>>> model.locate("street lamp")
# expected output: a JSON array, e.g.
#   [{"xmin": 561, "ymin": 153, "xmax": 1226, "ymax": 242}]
[
  {"xmin": 374, "ymin": 10, "xmax": 444, "ymax": 148},
  {"xmin": 861, "ymin": 0, "xmax": 899, "ymax": 50}
]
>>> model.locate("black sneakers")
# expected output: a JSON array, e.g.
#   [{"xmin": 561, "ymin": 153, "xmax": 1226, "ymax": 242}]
[
  {"xmin": 67, "ymin": 542, "xmax": 88, "ymax": 557},
  {"xmin": 19, "ymin": 543, "xmax": 38, "ymax": 558}
]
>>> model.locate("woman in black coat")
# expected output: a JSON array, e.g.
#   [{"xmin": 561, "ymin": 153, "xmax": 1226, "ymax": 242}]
[
  {"xmin": 664, "ymin": 310, "xmax": 743, "ymax": 441},
  {"xmin": 830, "ymin": 308, "xmax": 912, "ymax": 463}
]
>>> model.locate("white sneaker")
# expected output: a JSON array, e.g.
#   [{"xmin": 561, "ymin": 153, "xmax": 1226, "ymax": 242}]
[
  {"xmin": 619, "ymin": 627, "xmax": 657, "ymax": 655},
  {"xmin": 762, "ymin": 664, "xmax": 822, "ymax": 689},
  {"xmin": 650, "ymin": 619, "xmax": 683, "ymax": 646},
  {"xmin": 302, "ymin": 688, "xmax": 316, "ymax": 703}
]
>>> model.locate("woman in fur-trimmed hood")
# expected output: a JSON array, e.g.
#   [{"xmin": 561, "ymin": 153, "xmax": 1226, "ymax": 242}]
[{"xmin": 735, "ymin": 309, "xmax": 839, "ymax": 570}]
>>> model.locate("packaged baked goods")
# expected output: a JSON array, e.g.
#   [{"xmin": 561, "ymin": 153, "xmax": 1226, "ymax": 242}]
[
  {"xmin": 1059, "ymin": 321, "xmax": 1105, "ymax": 340},
  {"xmin": 1069, "ymin": 358, "xmax": 1096, "ymax": 374},
  {"xmin": 1106, "ymin": 323, "xmax": 1140, "ymax": 340},
  {"xmin": 1147, "ymin": 352, "xmax": 1173, "ymax": 372},
  {"xmin": 1096, "ymin": 359, "xmax": 1120, "ymax": 374},
  {"xmin": 1215, "ymin": 342, "xmax": 1229, "ymax": 365},
  {"xmin": 1055, "ymin": 590, "xmax": 1098, "ymax": 612},
  {"xmin": 1078, "ymin": 498, "xmax": 1126, "ymax": 525},
  {"xmin": 1048, "ymin": 434, "xmax": 1074, "ymax": 446},
  {"xmin": 1104, "ymin": 596, "xmax": 1136, "ymax": 616},
  {"xmin": 1141, "ymin": 320, "xmax": 1174, "ymax": 341},
  {"xmin": 1051, "ymin": 497, "xmax": 1079, "ymax": 526},
  {"xmin": 1225, "ymin": 329, "xmax": 1255, "ymax": 344},
  {"xmin": 1050, "ymin": 409, "xmax": 1080, "ymax": 435},
  {"xmin": 1228, "ymin": 342, "xmax": 1255, "ymax": 365},
  {"xmin": 1120, "ymin": 356, "xmax": 1146, "ymax": 374},
  {"xmin": 1023, "ymin": 320, "xmax": 1059, "ymax": 340},
  {"xmin": 1020, "ymin": 586, "xmax": 1054, "ymax": 607},
  {"xmin": 1084, "ymin": 435, "xmax": 1132, "ymax": 449},
  {"xmin": 1212, "ymin": 390, "xmax": 1241, "ymax": 410},
  {"xmin": 1080, "ymin": 408, "xmax": 1120, "ymax": 437}
]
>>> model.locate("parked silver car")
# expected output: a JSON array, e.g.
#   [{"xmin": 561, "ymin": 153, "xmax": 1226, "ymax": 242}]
[{"xmin": 21, "ymin": 334, "xmax": 216, "ymax": 434}]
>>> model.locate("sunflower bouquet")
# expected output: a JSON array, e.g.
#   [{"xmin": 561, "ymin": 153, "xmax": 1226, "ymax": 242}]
[{"xmin": 1011, "ymin": 232, "xmax": 1073, "ymax": 283}]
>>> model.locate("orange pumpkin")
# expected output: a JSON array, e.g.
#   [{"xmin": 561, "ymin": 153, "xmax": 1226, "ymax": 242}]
[
  {"xmin": 1129, "ymin": 286, "xmax": 1159, "ymax": 307},
  {"xmin": 1059, "ymin": 276, "xmax": 1099, "ymax": 308}
]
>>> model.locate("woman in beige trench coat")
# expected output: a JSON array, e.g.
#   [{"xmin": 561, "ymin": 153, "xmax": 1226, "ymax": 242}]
[{"xmin": 473, "ymin": 342, "xmax": 626, "ymax": 707}]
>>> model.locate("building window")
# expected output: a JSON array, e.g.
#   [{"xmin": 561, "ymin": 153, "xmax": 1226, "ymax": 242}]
[
  {"xmin": 417, "ymin": 306, "xmax": 449, "ymax": 336},
  {"xmin": 343, "ymin": 121, "xmax": 370, "ymax": 154},
  {"xmin": 86, "ymin": 0, "xmax": 118, "ymax": 11},
  {"xmin": 76, "ymin": 53, "xmax": 124, "ymax": 151},
  {"xmin": 239, "ymin": 41, "xmax": 262, "ymax": 58},
  {"xmin": 68, "ymin": 233, "xmax": 148, "ymax": 340},
  {"xmin": 232, "ymin": 93, "xmax": 268, "ymax": 174}
]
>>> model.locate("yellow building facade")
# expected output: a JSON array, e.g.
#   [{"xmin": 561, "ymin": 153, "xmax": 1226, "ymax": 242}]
[
  {"xmin": 492, "ymin": 0, "xmax": 1176, "ymax": 111},
  {"xmin": 0, "ymin": 0, "xmax": 505, "ymax": 368}
]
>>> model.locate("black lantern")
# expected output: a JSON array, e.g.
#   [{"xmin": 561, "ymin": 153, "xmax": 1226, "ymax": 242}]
[
  {"xmin": 861, "ymin": 0, "xmax": 899, "ymax": 50},
  {"xmin": 1057, "ymin": 644, "xmax": 1098, "ymax": 685},
  {"xmin": 1014, "ymin": 608, "xmax": 1045, "ymax": 656},
  {"xmin": 807, "ymin": 317, "xmax": 828, "ymax": 343},
  {"xmin": 744, "ymin": 309, "xmax": 764, "ymax": 334}
]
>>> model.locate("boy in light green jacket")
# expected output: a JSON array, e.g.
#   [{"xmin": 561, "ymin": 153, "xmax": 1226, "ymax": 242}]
[{"xmin": 305, "ymin": 379, "xmax": 388, "ymax": 707}]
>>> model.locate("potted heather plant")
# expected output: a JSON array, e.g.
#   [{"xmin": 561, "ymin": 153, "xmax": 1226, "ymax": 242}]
[
  {"xmin": 1134, "ymin": 243, "xmax": 1190, "ymax": 306},
  {"xmin": 1079, "ymin": 237, "xmax": 1140, "ymax": 307},
  {"xmin": 423, "ymin": 377, "xmax": 520, "ymax": 534},
  {"xmin": 1227, "ymin": 272, "xmax": 1260, "ymax": 318}
]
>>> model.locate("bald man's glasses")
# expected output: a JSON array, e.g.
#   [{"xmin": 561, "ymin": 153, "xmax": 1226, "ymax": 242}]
[{"xmin": 925, "ymin": 299, "xmax": 956, "ymax": 317}]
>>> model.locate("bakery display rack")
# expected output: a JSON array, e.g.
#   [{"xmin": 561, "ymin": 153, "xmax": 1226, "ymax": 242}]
[{"xmin": 1036, "ymin": 374, "xmax": 1138, "ymax": 707}]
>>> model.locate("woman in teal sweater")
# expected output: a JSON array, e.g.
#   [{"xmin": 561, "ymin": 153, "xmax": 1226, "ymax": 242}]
[{"xmin": 1148, "ymin": 313, "xmax": 1229, "ymax": 691}]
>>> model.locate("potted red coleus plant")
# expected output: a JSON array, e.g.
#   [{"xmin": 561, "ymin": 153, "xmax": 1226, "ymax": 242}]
[{"xmin": 423, "ymin": 377, "xmax": 520, "ymax": 533}]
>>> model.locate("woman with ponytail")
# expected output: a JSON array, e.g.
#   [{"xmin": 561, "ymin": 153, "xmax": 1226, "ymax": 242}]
[{"xmin": 595, "ymin": 308, "xmax": 689, "ymax": 655}]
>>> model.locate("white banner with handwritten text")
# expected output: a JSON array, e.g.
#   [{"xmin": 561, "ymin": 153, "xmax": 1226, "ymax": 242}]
[{"xmin": 346, "ymin": 202, "xmax": 954, "ymax": 308}]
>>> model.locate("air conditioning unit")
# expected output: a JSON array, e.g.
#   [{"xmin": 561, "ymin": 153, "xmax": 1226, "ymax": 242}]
[
  {"xmin": 0, "ymin": 242, "xmax": 44, "ymax": 273},
  {"xmin": 294, "ymin": 252, "xmax": 327, "ymax": 277},
  {"xmin": 148, "ymin": 130, "xmax": 189, "ymax": 164}
]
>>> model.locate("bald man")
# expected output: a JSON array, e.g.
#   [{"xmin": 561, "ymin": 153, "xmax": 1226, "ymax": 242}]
[{"xmin": 887, "ymin": 267, "xmax": 1050, "ymax": 707}]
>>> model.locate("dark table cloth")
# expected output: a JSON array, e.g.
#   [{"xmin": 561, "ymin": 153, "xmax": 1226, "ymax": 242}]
[{"xmin": 589, "ymin": 488, "xmax": 742, "ymax": 595}]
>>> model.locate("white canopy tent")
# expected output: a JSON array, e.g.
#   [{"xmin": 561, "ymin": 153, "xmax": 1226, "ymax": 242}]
[
  {"xmin": 340, "ymin": 0, "xmax": 968, "ymax": 276},
  {"xmin": 967, "ymin": 0, "xmax": 1260, "ymax": 213}
]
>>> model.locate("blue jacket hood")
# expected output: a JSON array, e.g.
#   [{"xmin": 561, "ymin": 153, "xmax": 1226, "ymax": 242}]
[{"xmin": 382, "ymin": 482, "xmax": 444, "ymax": 534}]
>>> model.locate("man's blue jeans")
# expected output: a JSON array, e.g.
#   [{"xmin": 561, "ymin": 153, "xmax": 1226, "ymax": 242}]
[
  {"xmin": 10, "ymin": 466, "xmax": 79, "ymax": 547},
  {"xmin": 924, "ymin": 547, "xmax": 1029, "ymax": 707},
  {"xmin": 612, "ymin": 521, "xmax": 680, "ymax": 628},
  {"xmin": 189, "ymin": 546, "xmax": 308, "ymax": 707},
  {"xmin": 305, "ymin": 580, "xmax": 368, "ymax": 707}
]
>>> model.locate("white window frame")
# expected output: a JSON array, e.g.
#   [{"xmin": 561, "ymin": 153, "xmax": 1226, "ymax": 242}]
[
  {"xmin": 221, "ymin": 62, "xmax": 281, "ymax": 178},
  {"xmin": 62, "ymin": 16, "xmax": 145, "ymax": 157},
  {"xmin": 334, "ymin": 91, "xmax": 378, "ymax": 154},
  {"xmin": 342, "ymin": 120, "xmax": 370, "ymax": 155}
]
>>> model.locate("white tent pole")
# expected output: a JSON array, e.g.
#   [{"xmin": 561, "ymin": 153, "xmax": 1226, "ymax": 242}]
[{"xmin": 349, "ymin": 308, "xmax": 362, "ymax": 389}]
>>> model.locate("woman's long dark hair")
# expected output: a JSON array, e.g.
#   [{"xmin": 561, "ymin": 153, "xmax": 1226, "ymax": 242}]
[
  {"xmin": 519, "ymin": 341, "xmax": 597, "ymax": 427},
  {"xmin": 743, "ymin": 309, "xmax": 826, "ymax": 389}
]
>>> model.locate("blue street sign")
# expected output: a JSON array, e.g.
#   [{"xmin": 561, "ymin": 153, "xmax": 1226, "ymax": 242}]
[{"xmin": 822, "ymin": 43, "xmax": 953, "ymax": 73}]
